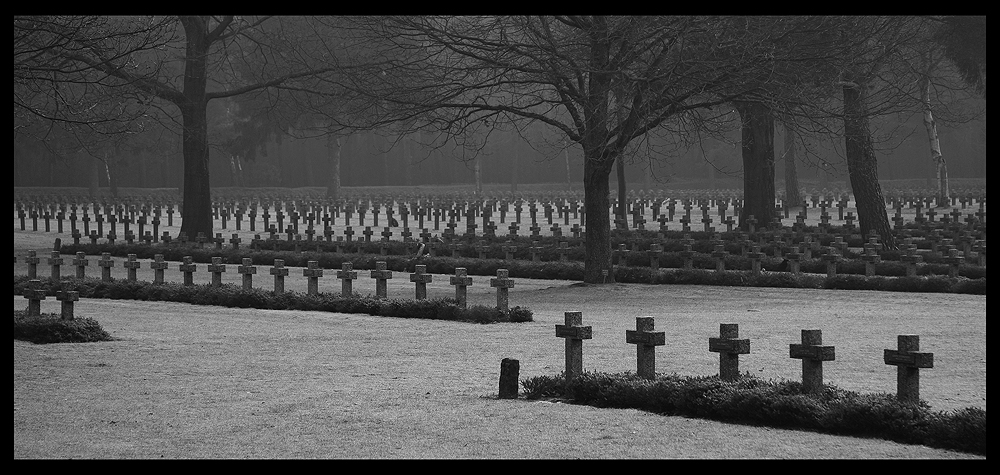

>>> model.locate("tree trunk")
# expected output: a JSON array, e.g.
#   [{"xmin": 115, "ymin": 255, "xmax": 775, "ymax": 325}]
[
  {"xmin": 843, "ymin": 83, "xmax": 897, "ymax": 250},
  {"xmin": 733, "ymin": 101, "xmax": 776, "ymax": 230},
  {"xmin": 920, "ymin": 76, "xmax": 948, "ymax": 205},
  {"xmin": 582, "ymin": 150, "xmax": 616, "ymax": 283},
  {"xmin": 782, "ymin": 122, "xmax": 802, "ymax": 205},
  {"xmin": 326, "ymin": 134, "xmax": 343, "ymax": 200},
  {"xmin": 177, "ymin": 17, "xmax": 214, "ymax": 239}
]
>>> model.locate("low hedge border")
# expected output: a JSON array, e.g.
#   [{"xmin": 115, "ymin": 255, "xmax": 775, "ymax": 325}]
[
  {"xmin": 13, "ymin": 276, "xmax": 533, "ymax": 324},
  {"xmin": 521, "ymin": 371, "xmax": 986, "ymax": 456}
]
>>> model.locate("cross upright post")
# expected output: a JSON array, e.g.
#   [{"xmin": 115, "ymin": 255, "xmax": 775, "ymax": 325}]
[
  {"xmin": 303, "ymin": 260, "xmax": 323, "ymax": 295},
  {"xmin": 270, "ymin": 259, "xmax": 289, "ymax": 293}
]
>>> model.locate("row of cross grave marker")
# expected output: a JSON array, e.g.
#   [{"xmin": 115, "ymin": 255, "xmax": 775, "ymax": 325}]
[
  {"xmin": 16, "ymin": 192, "xmax": 985, "ymax": 240},
  {"xmin": 18, "ymin": 251, "xmax": 518, "ymax": 312},
  {"xmin": 551, "ymin": 314, "xmax": 934, "ymax": 403}
]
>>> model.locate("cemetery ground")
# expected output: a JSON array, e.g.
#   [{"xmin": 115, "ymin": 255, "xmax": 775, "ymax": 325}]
[{"xmin": 13, "ymin": 187, "xmax": 986, "ymax": 459}]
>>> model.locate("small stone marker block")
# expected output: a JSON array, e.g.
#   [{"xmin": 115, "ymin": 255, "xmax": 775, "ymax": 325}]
[
  {"xmin": 370, "ymin": 261, "xmax": 393, "ymax": 298},
  {"xmin": 555, "ymin": 311, "xmax": 592, "ymax": 380},
  {"xmin": 709, "ymin": 323, "xmax": 750, "ymax": 381},
  {"xmin": 498, "ymin": 358, "xmax": 520, "ymax": 400},
  {"xmin": 449, "ymin": 267, "xmax": 474, "ymax": 308},
  {"xmin": 626, "ymin": 317, "xmax": 665, "ymax": 379},
  {"xmin": 884, "ymin": 334, "xmax": 934, "ymax": 403},
  {"xmin": 410, "ymin": 264, "xmax": 432, "ymax": 300},
  {"xmin": 789, "ymin": 329, "xmax": 835, "ymax": 393}
]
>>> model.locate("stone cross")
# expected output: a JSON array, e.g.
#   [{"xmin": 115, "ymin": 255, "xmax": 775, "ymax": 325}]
[
  {"xmin": 626, "ymin": 317, "xmax": 665, "ymax": 379},
  {"xmin": 179, "ymin": 256, "xmax": 197, "ymax": 286},
  {"xmin": 711, "ymin": 244, "xmax": 728, "ymax": 272},
  {"xmin": 23, "ymin": 279, "xmax": 46, "ymax": 316},
  {"xmin": 822, "ymin": 247, "xmax": 842, "ymax": 278},
  {"xmin": 449, "ymin": 267, "xmax": 474, "ymax": 308},
  {"xmin": 303, "ymin": 260, "xmax": 324, "ymax": 295},
  {"xmin": 490, "ymin": 269, "xmax": 515, "ymax": 312},
  {"xmin": 98, "ymin": 252, "xmax": 115, "ymax": 282},
  {"xmin": 789, "ymin": 329, "xmax": 836, "ymax": 393},
  {"xmin": 150, "ymin": 254, "xmax": 168, "ymax": 284},
  {"xmin": 708, "ymin": 323, "xmax": 750, "ymax": 381},
  {"xmin": 647, "ymin": 244, "xmax": 663, "ymax": 270},
  {"xmin": 410, "ymin": 264, "xmax": 433, "ymax": 300},
  {"xmin": 370, "ymin": 261, "xmax": 393, "ymax": 298},
  {"xmin": 124, "ymin": 254, "xmax": 141, "ymax": 281},
  {"xmin": 48, "ymin": 250, "xmax": 63, "ymax": 280},
  {"xmin": 204, "ymin": 257, "xmax": 225, "ymax": 287},
  {"xmin": 270, "ymin": 259, "xmax": 289, "ymax": 293},
  {"xmin": 57, "ymin": 290, "xmax": 79, "ymax": 320},
  {"xmin": 555, "ymin": 311, "xmax": 593, "ymax": 381},
  {"xmin": 337, "ymin": 262, "xmax": 358, "ymax": 297},
  {"xmin": 238, "ymin": 258, "xmax": 256, "ymax": 290},
  {"xmin": 884, "ymin": 334, "xmax": 934, "ymax": 403},
  {"xmin": 73, "ymin": 252, "xmax": 88, "ymax": 279},
  {"xmin": 25, "ymin": 250, "xmax": 39, "ymax": 279}
]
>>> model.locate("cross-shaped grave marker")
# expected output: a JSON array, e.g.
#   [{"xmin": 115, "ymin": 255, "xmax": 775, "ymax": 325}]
[
  {"xmin": 883, "ymin": 334, "xmax": 934, "ymax": 403},
  {"xmin": 410, "ymin": 264, "xmax": 433, "ymax": 300},
  {"xmin": 708, "ymin": 323, "xmax": 750, "ymax": 381},
  {"xmin": 238, "ymin": 258, "xmax": 256, "ymax": 290},
  {"xmin": 124, "ymin": 254, "xmax": 141, "ymax": 282},
  {"xmin": 337, "ymin": 262, "xmax": 358, "ymax": 297},
  {"xmin": 490, "ymin": 269, "xmax": 515, "ymax": 312},
  {"xmin": 449, "ymin": 267, "xmax": 473, "ymax": 308},
  {"xmin": 555, "ymin": 311, "xmax": 593, "ymax": 381},
  {"xmin": 789, "ymin": 329, "xmax": 835, "ymax": 393},
  {"xmin": 98, "ymin": 252, "xmax": 115, "ymax": 282},
  {"xmin": 303, "ymin": 260, "xmax": 324, "ymax": 295},
  {"xmin": 626, "ymin": 317, "xmax": 665, "ymax": 380}
]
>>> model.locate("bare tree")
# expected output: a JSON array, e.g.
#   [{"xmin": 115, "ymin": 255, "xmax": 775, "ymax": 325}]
[
  {"xmin": 327, "ymin": 16, "xmax": 811, "ymax": 283},
  {"xmin": 14, "ymin": 15, "xmax": 348, "ymax": 238}
]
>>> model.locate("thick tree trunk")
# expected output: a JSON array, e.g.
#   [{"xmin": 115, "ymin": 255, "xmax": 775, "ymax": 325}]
[
  {"xmin": 326, "ymin": 134, "xmax": 343, "ymax": 200},
  {"xmin": 782, "ymin": 122, "xmax": 802, "ymax": 205},
  {"xmin": 733, "ymin": 101, "xmax": 776, "ymax": 230},
  {"xmin": 178, "ymin": 18, "xmax": 214, "ymax": 239},
  {"xmin": 583, "ymin": 151, "xmax": 616, "ymax": 283},
  {"xmin": 920, "ymin": 76, "xmax": 949, "ymax": 205},
  {"xmin": 843, "ymin": 83, "xmax": 897, "ymax": 250}
]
